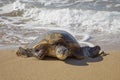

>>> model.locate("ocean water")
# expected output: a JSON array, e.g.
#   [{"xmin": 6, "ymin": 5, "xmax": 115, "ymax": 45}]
[{"xmin": 0, "ymin": 0, "xmax": 120, "ymax": 51}]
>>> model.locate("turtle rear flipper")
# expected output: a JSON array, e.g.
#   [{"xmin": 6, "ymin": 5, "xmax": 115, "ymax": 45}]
[
  {"xmin": 16, "ymin": 47, "xmax": 34, "ymax": 57},
  {"xmin": 16, "ymin": 47, "xmax": 28, "ymax": 56},
  {"xmin": 88, "ymin": 46, "xmax": 101, "ymax": 58}
]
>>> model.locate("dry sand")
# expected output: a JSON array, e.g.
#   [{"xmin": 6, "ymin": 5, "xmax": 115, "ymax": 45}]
[{"xmin": 0, "ymin": 50, "xmax": 120, "ymax": 80}]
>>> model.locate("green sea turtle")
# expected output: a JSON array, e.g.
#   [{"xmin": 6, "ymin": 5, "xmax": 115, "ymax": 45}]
[{"xmin": 16, "ymin": 30, "xmax": 101, "ymax": 60}]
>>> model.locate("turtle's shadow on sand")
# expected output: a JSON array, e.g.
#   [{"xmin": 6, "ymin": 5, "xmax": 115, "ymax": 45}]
[
  {"xmin": 44, "ymin": 56, "xmax": 104, "ymax": 66},
  {"xmin": 64, "ymin": 56, "xmax": 103, "ymax": 66}
]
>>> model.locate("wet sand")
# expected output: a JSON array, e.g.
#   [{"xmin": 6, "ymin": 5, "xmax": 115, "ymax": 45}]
[{"xmin": 0, "ymin": 50, "xmax": 120, "ymax": 80}]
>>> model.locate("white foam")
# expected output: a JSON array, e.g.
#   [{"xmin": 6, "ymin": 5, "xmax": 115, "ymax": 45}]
[
  {"xmin": 76, "ymin": 33, "xmax": 90, "ymax": 42},
  {"xmin": 0, "ymin": 0, "xmax": 25, "ymax": 14},
  {"xmin": 23, "ymin": 8, "xmax": 120, "ymax": 34},
  {"xmin": 12, "ymin": 0, "xmax": 25, "ymax": 10},
  {"xmin": 1, "ymin": 0, "xmax": 120, "ymax": 34},
  {"xmin": 0, "ymin": 3, "xmax": 13, "ymax": 14}
]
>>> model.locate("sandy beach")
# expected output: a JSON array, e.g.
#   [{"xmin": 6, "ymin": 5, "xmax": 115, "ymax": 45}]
[{"xmin": 0, "ymin": 49, "xmax": 120, "ymax": 80}]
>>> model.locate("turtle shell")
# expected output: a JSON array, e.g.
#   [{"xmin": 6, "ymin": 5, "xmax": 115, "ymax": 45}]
[{"xmin": 27, "ymin": 30, "xmax": 79, "ymax": 48}]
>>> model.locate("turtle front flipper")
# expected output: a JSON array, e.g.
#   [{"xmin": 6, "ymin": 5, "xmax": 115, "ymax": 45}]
[
  {"xmin": 33, "ymin": 43, "xmax": 50, "ymax": 60},
  {"xmin": 33, "ymin": 50, "xmax": 46, "ymax": 60}
]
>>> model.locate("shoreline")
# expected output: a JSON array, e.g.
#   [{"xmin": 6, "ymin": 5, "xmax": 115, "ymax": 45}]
[{"xmin": 0, "ymin": 44, "xmax": 119, "ymax": 52}]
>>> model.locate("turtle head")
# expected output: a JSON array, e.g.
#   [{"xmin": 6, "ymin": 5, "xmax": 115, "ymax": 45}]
[
  {"xmin": 16, "ymin": 47, "xmax": 33, "ymax": 57},
  {"xmin": 55, "ymin": 46, "xmax": 69, "ymax": 60}
]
